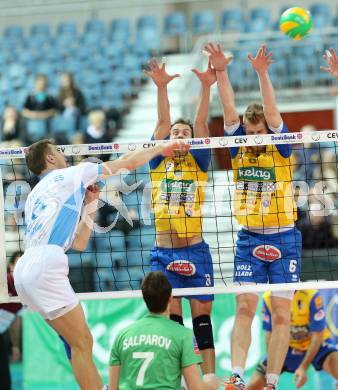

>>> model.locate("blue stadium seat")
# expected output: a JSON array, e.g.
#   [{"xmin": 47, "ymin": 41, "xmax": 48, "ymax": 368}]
[
  {"xmin": 245, "ymin": 19, "xmax": 268, "ymax": 33},
  {"xmin": 136, "ymin": 27, "xmax": 160, "ymax": 51},
  {"xmin": 221, "ymin": 8, "xmax": 243, "ymax": 31},
  {"xmin": 26, "ymin": 120, "xmax": 48, "ymax": 142},
  {"xmin": 57, "ymin": 21, "xmax": 77, "ymax": 36},
  {"xmin": 128, "ymin": 267, "xmax": 145, "ymax": 289},
  {"xmin": 164, "ymin": 12, "xmax": 186, "ymax": 36},
  {"xmin": 110, "ymin": 18, "xmax": 131, "ymax": 41},
  {"xmin": 334, "ymin": 16, "xmax": 338, "ymax": 27},
  {"xmin": 85, "ymin": 19, "xmax": 106, "ymax": 34},
  {"xmin": 192, "ymin": 10, "xmax": 216, "ymax": 34},
  {"xmin": 4, "ymin": 25, "xmax": 23, "ymax": 39},
  {"xmin": 126, "ymin": 249, "xmax": 151, "ymax": 266},
  {"xmin": 30, "ymin": 23, "xmax": 50, "ymax": 37},
  {"xmin": 126, "ymin": 227, "xmax": 155, "ymax": 250},
  {"xmin": 250, "ymin": 7, "xmax": 271, "ymax": 21},
  {"xmin": 310, "ymin": 4, "xmax": 330, "ymax": 18},
  {"xmin": 50, "ymin": 115, "xmax": 76, "ymax": 140},
  {"xmin": 137, "ymin": 15, "xmax": 157, "ymax": 29}
]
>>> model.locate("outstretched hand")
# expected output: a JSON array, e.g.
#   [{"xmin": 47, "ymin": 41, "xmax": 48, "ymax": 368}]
[
  {"xmin": 144, "ymin": 58, "xmax": 180, "ymax": 87},
  {"xmin": 203, "ymin": 43, "xmax": 233, "ymax": 71},
  {"xmin": 85, "ymin": 184, "xmax": 100, "ymax": 204},
  {"xmin": 161, "ymin": 140, "xmax": 190, "ymax": 157},
  {"xmin": 248, "ymin": 45, "xmax": 274, "ymax": 74},
  {"xmin": 320, "ymin": 48, "xmax": 338, "ymax": 79},
  {"xmin": 191, "ymin": 60, "xmax": 216, "ymax": 87}
]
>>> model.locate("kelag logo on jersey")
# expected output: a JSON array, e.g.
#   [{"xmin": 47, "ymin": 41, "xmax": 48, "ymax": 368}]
[
  {"xmin": 166, "ymin": 260, "xmax": 196, "ymax": 276},
  {"xmin": 253, "ymin": 245, "xmax": 281, "ymax": 261},
  {"xmin": 237, "ymin": 167, "xmax": 276, "ymax": 181}
]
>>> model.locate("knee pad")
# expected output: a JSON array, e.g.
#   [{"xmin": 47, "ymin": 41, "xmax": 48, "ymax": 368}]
[
  {"xmin": 193, "ymin": 315, "xmax": 214, "ymax": 350},
  {"xmin": 170, "ymin": 314, "xmax": 184, "ymax": 326},
  {"xmin": 59, "ymin": 334, "xmax": 71, "ymax": 360}
]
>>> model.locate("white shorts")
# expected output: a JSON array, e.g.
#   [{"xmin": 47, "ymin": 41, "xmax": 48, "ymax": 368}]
[{"xmin": 13, "ymin": 245, "xmax": 79, "ymax": 320}]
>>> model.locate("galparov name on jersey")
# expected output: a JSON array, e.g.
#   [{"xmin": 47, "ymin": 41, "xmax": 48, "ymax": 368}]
[{"xmin": 122, "ymin": 334, "xmax": 172, "ymax": 350}]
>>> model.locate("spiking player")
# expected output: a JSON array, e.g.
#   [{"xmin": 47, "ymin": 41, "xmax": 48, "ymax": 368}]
[
  {"xmin": 13, "ymin": 138, "xmax": 188, "ymax": 390},
  {"xmin": 144, "ymin": 58, "xmax": 216, "ymax": 378},
  {"xmin": 109, "ymin": 271, "xmax": 220, "ymax": 390},
  {"xmin": 206, "ymin": 43, "xmax": 302, "ymax": 390},
  {"xmin": 248, "ymin": 290, "xmax": 338, "ymax": 390}
]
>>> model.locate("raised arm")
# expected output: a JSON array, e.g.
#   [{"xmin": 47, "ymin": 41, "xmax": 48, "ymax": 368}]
[
  {"xmin": 204, "ymin": 43, "xmax": 239, "ymax": 128},
  {"xmin": 71, "ymin": 184, "xmax": 100, "ymax": 251},
  {"xmin": 293, "ymin": 331, "xmax": 323, "ymax": 389},
  {"xmin": 191, "ymin": 60, "xmax": 216, "ymax": 137},
  {"xmin": 248, "ymin": 45, "xmax": 282, "ymax": 129},
  {"xmin": 320, "ymin": 48, "xmax": 338, "ymax": 79},
  {"xmin": 101, "ymin": 141, "xmax": 190, "ymax": 177},
  {"xmin": 144, "ymin": 58, "xmax": 180, "ymax": 140}
]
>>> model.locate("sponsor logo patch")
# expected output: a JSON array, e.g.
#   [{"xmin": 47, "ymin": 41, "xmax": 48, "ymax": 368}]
[
  {"xmin": 166, "ymin": 260, "xmax": 196, "ymax": 276},
  {"xmin": 314, "ymin": 309, "xmax": 325, "ymax": 321},
  {"xmin": 315, "ymin": 295, "xmax": 323, "ymax": 310},
  {"xmin": 253, "ymin": 245, "xmax": 281, "ymax": 261}
]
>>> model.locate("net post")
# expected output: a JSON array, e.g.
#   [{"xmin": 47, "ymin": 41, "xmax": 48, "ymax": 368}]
[{"xmin": 0, "ymin": 166, "xmax": 9, "ymax": 302}]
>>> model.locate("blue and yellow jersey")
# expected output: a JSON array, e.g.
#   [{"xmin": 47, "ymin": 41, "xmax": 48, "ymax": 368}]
[
  {"xmin": 263, "ymin": 290, "xmax": 331, "ymax": 351},
  {"xmin": 149, "ymin": 148, "xmax": 210, "ymax": 238},
  {"xmin": 227, "ymin": 123, "xmax": 297, "ymax": 228}
]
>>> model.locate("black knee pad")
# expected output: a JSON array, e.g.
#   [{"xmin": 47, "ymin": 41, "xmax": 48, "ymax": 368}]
[
  {"xmin": 255, "ymin": 360, "xmax": 267, "ymax": 376},
  {"xmin": 193, "ymin": 315, "xmax": 214, "ymax": 350},
  {"xmin": 170, "ymin": 314, "xmax": 184, "ymax": 326}
]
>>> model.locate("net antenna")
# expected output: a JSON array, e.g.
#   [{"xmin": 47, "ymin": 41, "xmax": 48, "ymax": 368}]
[{"xmin": 0, "ymin": 166, "xmax": 9, "ymax": 302}]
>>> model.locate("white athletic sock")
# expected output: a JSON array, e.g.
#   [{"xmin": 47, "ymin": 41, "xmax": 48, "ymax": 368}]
[
  {"xmin": 203, "ymin": 373, "xmax": 216, "ymax": 381},
  {"xmin": 232, "ymin": 366, "xmax": 244, "ymax": 378},
  {"xmin": 266, "ymin": 373, "xmax": 279, "ymax": 385}
]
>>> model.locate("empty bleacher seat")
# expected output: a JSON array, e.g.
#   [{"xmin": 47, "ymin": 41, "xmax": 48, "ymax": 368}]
[
  {"xmin": 192, "ymin": 10, "xmax": 216, "ymax": 34},
  {"xmin": 137, "ymin": 15, "xmax": 157, "ymax": 29},
  {"xmin": 164, "ymin": 12, "xmax": 186, "ymax": 36},
  {"xmin": 30, "ymin": 23, "xmax": 50, "ymax": 37},
  {"xmin": 250, "ymin": 7, "xmax": 271, "ymax": 21},
  {"xmin": 4, "ymin": 25, "xmax": 23, "ymax": 39},
  {"xmin": 85, "ymin": 19, "xmax": 106, "ymax": 34},
  {"xmin": 310, "ymin": 4, "xmax": 330, "ymax": 18},
  {"xmin": 57, "ymin": 21, "xmax": 77, "ymax": 36}
]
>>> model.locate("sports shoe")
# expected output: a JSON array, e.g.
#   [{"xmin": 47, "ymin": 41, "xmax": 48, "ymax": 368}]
[
  {"xmin": 224, "ymin": 373, "xmax": 246, "ymax": 389},
  {"xmin": 263, "ymin": 385, "xmax": 276, "ymax": 390}
]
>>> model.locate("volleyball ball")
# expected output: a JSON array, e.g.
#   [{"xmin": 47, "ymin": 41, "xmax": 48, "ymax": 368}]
[{"xmin": 279, "ymin": 7, "xmax": 312, "ymax": 40}]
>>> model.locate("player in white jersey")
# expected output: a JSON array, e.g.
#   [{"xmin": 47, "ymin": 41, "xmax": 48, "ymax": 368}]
[{"xmin": 13, "ymin": 138, "xmax": 188, "ymax": 390}]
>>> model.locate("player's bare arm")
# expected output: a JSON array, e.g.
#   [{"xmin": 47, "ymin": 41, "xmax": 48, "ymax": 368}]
[
  {"xmin": 204, "ymin": 43, "xmax": 239, "ymax": 126},
  {"xmin": 248, "ymin": 45, "xmax": 282, "ymax": 129},
  {"xmin": 182, "ymin": 364, "xmax": 220, "ymax": 390},
  {"xmin": 101, "ymin": 140, "xmax": 190, "ymax": 177},
  {"xmin": 108, "ymin": 365, "xmax": 120, "ymax": 390},
  {"xmin": 320, "ymin": 48, "xmax": 338, "ymax": 79},
  {"xmin": 71, "ymin": 184, "xmax": 100, "ymax": 251},
  {"xmin": 192, "ymin": 60, "xmax": 216, "ymax": 137},
  {"xmin": 293, "ymin": 331, "xmax": 323, "ymax": 389},
  {"xmin": 144, "ymin": 58, "xmax": 180, "ymax": 140}
]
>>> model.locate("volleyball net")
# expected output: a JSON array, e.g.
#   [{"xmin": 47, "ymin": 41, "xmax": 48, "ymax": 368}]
[{"xmin": 0, "ymin": 130, "xmax": 337, "ymax": 303}]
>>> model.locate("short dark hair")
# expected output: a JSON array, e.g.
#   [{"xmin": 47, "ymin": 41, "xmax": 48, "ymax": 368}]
[
  {"xmin": 243, "ymin": 103, "xmax": 268, "ymax": 127},
  {"xmin": 171, "ymin": 118, "xmax": 194, "ymax": 137},
  {"xmin": 141, "ymin": 271, "xmax": 172, "ymax": 313},
  {"xmin": 26, "ymin": 139, "xmax": 55, "ymax": 176}
]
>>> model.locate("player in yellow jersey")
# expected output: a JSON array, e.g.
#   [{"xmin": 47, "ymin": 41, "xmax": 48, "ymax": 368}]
[
  {"xmin": 248, "ymin": 290, "xmax": 338, "ymax": 389},
  {"xmin": 205, "ymin": 43, "xmax": 302, "ymax": 390},
  {"xmin": 144, "ymin": 58, "xmax": 216, "ymax": 379}
]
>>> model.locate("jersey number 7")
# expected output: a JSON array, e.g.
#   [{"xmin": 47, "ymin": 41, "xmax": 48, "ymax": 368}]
[{"xmin": 132, "ymin": 352, "xmax": 154, "ymax": 385}]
